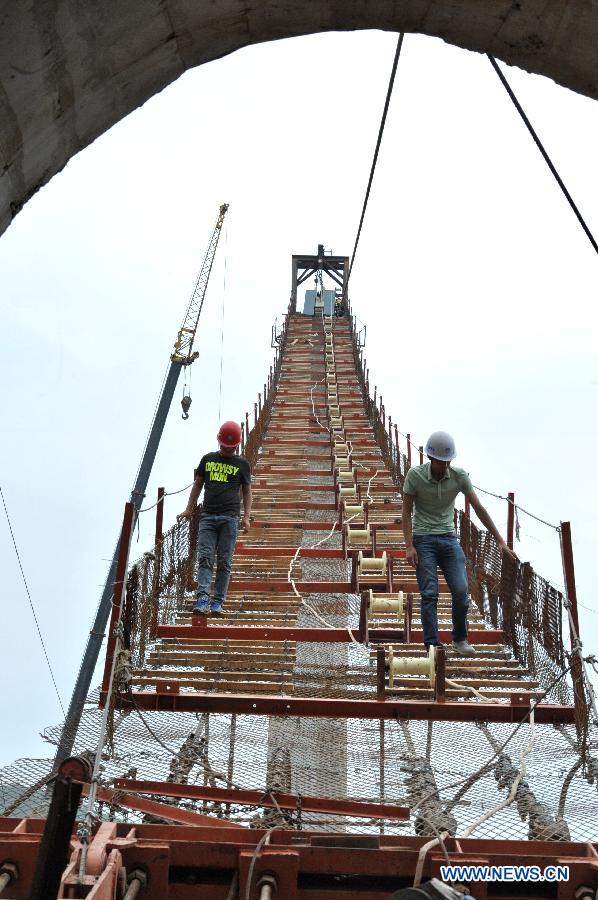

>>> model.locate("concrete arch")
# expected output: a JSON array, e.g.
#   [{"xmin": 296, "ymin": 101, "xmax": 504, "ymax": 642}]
[{"xmin": 0, "ymin": 1, "xmax": 595, "ymax": 236}]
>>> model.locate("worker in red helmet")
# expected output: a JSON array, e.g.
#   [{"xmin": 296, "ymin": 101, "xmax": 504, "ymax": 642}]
[{"xmin": 178, "ymin": 420, "xmax": 251, "ymax": 616}]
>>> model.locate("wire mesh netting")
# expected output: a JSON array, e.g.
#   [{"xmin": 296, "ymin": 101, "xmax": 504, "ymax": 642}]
[{"xmin": 2, "ymin": 311, "xmax": 597, "ymax": 850}]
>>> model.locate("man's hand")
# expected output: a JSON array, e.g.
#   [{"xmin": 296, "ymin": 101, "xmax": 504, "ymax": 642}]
[
  {"xmin": 498, "ymin": 539, "xmax": 517, "ymax": 561},
  {"xmin": 177, "ymin": 509, "xmax": 192, "ymax": 522},
  {"xmin": 241, "ymin": 515, "xmax": 251, "ymax": 533},
  {"xmin": 405, "ymin": 544, "xmax": 418, "ymax": 567}
]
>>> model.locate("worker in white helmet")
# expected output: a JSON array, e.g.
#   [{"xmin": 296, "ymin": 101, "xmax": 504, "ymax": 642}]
[{"xmin": 402, "ymin": 431, "xmax": 515, "ymax": 656}]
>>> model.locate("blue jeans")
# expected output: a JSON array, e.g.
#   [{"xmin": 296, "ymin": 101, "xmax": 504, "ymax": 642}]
[
  {"xmin": 413, "ymin": 533, "xmax": 469, "ymax": 647},
  {"xmin": 195, "ymin": 513, "xmax": 239, "ymax": 605}
]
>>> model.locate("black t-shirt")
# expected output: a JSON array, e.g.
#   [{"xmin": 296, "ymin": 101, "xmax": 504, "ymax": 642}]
[{"xmin": 196, "ymin": 452, "xmax": 251, "ymax": 515}]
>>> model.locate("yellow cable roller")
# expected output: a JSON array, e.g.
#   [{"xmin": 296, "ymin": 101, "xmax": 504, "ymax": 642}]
[
  {"xmin": 343, "ymin": 501, "xmax": 364, "ymax": 516},
  {"xmin": 339, "ymin": 486, "xmax": 358, "ymax": 500},
  {"xmin": 388, "ymin": 645, "xmax": 436, "ymax": 689},
  {"xmin": 368, "ymin": 589, "xmax": 404, "ymax": 615},
  {"xmin": 345, "ymin": 525, "xmax": 371, "ymax": 547},
  {"xmin": 337, "ymin": 469, "xmax": 355, "ymax": 484},
  {"xmin": 357, "ymin": 551, "xmax": 387, "ymax": 576}
]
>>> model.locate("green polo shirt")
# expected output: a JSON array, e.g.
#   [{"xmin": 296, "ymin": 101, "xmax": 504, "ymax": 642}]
[{"xmin": 403, "ymin": 463, "xmax": 473, "ymax": 535}]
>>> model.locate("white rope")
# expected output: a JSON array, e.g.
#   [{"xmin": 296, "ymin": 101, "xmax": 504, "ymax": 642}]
[{"xmin": 459, "ymin": 707, "xmax": 536, "ymax": 839}]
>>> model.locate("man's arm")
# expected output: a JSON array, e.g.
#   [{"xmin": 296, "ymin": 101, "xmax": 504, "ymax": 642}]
[
  {"xmin": 468, "ymin": 491, "xmax": 516, "ymax": 558},
  {"xmin": 241, "ymin": 483, "xmax": 252, "ymax": 532},
  {"xmin": 402, "ymin": 493, "xmax": 418, "ymax": 566},
  {"xmin": 177, "ymin": 474, "xmax": 204, "ymax": 520}
]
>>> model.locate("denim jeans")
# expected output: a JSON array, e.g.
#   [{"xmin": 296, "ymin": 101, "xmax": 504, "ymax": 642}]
[
  {"xmin": 413, "ymin": 533, "xmax": 469, "ymax": 647},
  {"xmin": 195, "ymin": 513, "xmax": 239, "ymax": 604}
]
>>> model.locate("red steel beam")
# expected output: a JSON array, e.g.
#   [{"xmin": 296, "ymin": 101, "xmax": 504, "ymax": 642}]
[
  {"xmin": 158, "ymin": 625, "xmax": 504, "ymax": 644},
  {"xmin": 112, "ymin": 780, "xmax": 409, "ymax": 821},
  {"xmin": 234, "ymin": 546, "xmax": 406, "ymax": 559},
  {"xmin": 119, "ymin": 691, "xmax": 575, "ymax": 724},
  {"xmin": 85, "ymin": 785, "xmax": 246, "ymax": 829},
  {"xmin": 229, "ymin": 580, "xmax": 355, "ymax": 592},
  {"xmin": 160, "ymin": 625, "xmax": 358, "ymax": 642}
]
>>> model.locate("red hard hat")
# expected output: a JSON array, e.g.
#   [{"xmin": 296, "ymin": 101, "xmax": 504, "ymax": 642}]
[{"xmin": 217, "ymin": 420, "xmax": 242, "ymax": 448}]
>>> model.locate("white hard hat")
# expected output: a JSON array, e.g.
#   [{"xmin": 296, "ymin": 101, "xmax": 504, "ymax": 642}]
[{"xmin": 425, "ymin": 431, "xmax": 456, "ymax": 462}]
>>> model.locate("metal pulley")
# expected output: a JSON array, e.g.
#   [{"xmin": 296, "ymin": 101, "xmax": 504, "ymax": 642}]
[{"xmin": 181, "ymin": 394, "xmax": 192, "ymax": 420}]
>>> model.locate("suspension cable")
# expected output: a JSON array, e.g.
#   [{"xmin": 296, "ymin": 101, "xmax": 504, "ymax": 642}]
[
  {"xmin": 488, "ymin": 54, "xmax": 598, "ymax": 256},
  {"xmin": 1, "ymin": 485, "xmax": 66, "ymax": 716},
  {"xmin": 348, "ymin": 33, "xmax": 404, "ymax": 282}
]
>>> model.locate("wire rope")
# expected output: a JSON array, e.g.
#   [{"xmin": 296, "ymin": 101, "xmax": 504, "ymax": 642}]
[
  {"xmin": 348, "ymin": 33, "xmax": 404, "ymax": 282},
  {"xmin": 1, "ymin": 485, "xmax": 66, "ymax": 717},
  {"xmin": 488, "ymin": 54, "xmax": 598, "ymax": 257},
  {"xmin": 218, "ymin": 224, "xmax": 228, "ymax": 422}
]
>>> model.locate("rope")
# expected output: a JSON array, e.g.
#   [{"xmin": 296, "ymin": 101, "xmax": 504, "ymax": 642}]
[
  {"xmin": 244, "ymin": 826, "xmax": 285, "ymax": 900},
  {"xmin": 390, "ymin": 420, "xmax": 560, "ymax": 532},
  {"xmin": 413, "ymin": 830, "xmax": 450, "ymax": 887},
  {"xmin": 459, "ymin": 706, "xmax": 536, "ymax": 839},
  {"xmin": 488, "ymin": 54, "xmax": 598, "ymax": 257},
  {"xmin": 348, "ymin": 33, "xmax": 404, "ymax": 281},
  {"xmin": 406, "ymin": 664, "xmax": 573, "ymax": 820},
  {"xmin": 0, "ymin": 485, "xmax": 66, "ymax": 716}
]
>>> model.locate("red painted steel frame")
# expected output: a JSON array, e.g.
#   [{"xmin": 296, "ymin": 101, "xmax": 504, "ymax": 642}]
[
  {"xmin": 117, "ymin": 690, "xmax": 576, "ymax": 724},
  {"xmin": 112, "ymin": 780, "xmax": 409, "ymax": 821},
  {"xmin": 160, "ymin": 624, "xmax": 505, "ymax": 644},
  {"xmin": 507, "ymin": 491, "xmax": 515, "ymax": 551},
  {"xmin": 84, "ymin": 785, "xmax": 246, "ymax": 829},
  {"xmin": 101, "ymin": 501, "xmax": 135, "ymax": 695}
]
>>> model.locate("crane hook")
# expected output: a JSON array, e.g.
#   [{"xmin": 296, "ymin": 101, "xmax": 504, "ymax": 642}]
[{"xmin": 181, "ymin": 394, "xmax": 192, "ymax": 420}]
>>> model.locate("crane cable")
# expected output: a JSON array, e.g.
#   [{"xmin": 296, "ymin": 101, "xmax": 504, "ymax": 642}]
[
  {"xmin": 218, "ymin": 224, "xmax": 229, "ymax": 422},
  {"xmin": 348, "ymin": 33, "xmax": 404, "ymax": 283},
  {"xmin": 488, "ymin": 55, "xmax": 598, "ymax": 257}
]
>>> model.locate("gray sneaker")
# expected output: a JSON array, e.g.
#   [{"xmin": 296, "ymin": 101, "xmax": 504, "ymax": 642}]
[{"xmin": 452, "ymin": 639, "xmax": 476, "ymax": 656}]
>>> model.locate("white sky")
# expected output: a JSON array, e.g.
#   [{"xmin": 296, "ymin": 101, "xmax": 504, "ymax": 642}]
[{"xmin": 1, "ymin": 30, "xmax": 597, "ymax": 768}]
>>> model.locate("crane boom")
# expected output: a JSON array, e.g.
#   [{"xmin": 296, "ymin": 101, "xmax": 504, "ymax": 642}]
[
  {"xmin": 172, "ymin": 202, "xmax": 229, "ymax": 364},
  {"xmin": 54, "ymin": 203, "xmax": 229, "ymax": 769}
]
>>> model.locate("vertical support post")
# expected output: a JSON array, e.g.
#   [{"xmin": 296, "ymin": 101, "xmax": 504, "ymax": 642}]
[
  {"xmin": 240, "ymin": 421, "xmax": 245, "ymax": 454},
  {"xmin": 254, "ymin": 402, "xmax": 258, "ymax": 427},
  {"xmin": 155, "ymin": 487, "xmax": 165, "ymax": 547},
  {"xmin": 258, "ymin": 393, "xmax": 262, "ymax": 417},
  {"xmin": 350, "ymin": 552, "xmax": 358, "ymax": 592},
  {"xmin": 406, "ymin": 434, "xmax": 412, "ymax": 465},
  {"xmin": 379, "ymin": 720, "xmax": 385, "ymax": 836},
  {"xmin": 202, "ymin": 712, "xmax": 210, "ymax": 814},
  {"xmin": 405, "ymin": 593, "xmax": 413, "ymax": 644},
  {"xmin": 394, "ymin": 425, "xmax": 399, "ymax": 458},
  {"xmin": 371, "ymin": 524, "xmax": 377, "ymax": 557},
  {"xmin": 245, "ymin": 411, "xmax": 249, "ymax": 438},
  {"xmin": 150, "ymin": 487, "xmax": 165, "ymax": 637},
  {"xmin": 434, "ymin": 644, "xmax": 446, "ymax": 702},
  {"xmin": 101, "ymin": 502, "xmax": 136, "ymax": 696},
  {"xmin": 560, "ymin": 522, "xmax": 580, "ymax": 642},
  {"xmin": 507, "ymin": 492, "xmax": 515, "ymax": 550},
  {"xmin": 225, "ymin": 714, "xmax": 237, "ymax": 817},
  {"xmin": 419, "ymin": 446, "xmax": 424, "ymax": 464},
  {"xmin": 359, "ymin": 592, "xmax": 368, "ymax": 643},
  {"xmin": 376, "ymin": 647, "xmax": 386, "ymax": 699},
  {"xmin": 29, "ymin": 772, "xmax": 85, "ymax": 900},
  {"xmin": 373, "ymin": 386, "xmax": 377, "ymax": 406},
  {"xmin": 386, "ymin": 553, "xmax": 394, "ymax": 592},
  {"xmin": 559, "ymin": 521, "xmax": 588, "ymax": 738}
]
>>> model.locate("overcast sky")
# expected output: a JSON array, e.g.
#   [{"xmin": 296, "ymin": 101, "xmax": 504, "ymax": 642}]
[{"xmin": 1, "ymin": 30, "xmax": 597, "ymax": 767}]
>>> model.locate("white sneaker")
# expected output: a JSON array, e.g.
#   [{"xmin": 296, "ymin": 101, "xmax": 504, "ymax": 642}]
[{"xmin": 452, "ymin": 639, "xmax": 476, "ymax": 656}]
